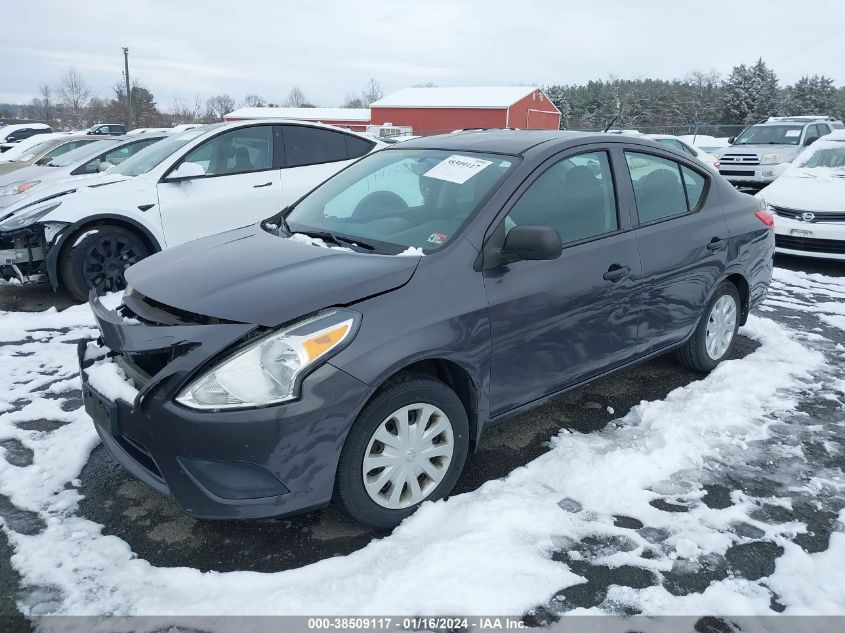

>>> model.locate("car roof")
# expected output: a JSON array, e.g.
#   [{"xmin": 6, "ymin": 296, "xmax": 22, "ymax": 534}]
[{"xmin": 389, "ymin": 129, "xmax": 602, "ymax": 155}]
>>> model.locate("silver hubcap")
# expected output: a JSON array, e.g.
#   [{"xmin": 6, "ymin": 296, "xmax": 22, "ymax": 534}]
[
  {"xmin": 362, "ymin": 403, "xmax": 454, "ymax": 509},
  {"xmin": 705, "ymin": 294, "xmax": 737, "ymax": 360}
]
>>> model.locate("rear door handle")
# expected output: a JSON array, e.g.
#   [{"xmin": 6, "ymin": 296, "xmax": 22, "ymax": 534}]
[
  {"xmin": 707, "ymin": 237, "xmax": 727, "ymax": 251},
  {"xmin": 253, "ymin": 182, "xmax": 273, "ymax": 188},
  {"xmin": 603, "ymin": 264, "xmax": 631, "ymax": 282}
]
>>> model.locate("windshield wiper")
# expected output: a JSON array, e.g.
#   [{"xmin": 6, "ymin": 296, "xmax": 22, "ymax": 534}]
[{"xmin": 295, "ymin": 229, "xmax": 376, "ymax": 252}]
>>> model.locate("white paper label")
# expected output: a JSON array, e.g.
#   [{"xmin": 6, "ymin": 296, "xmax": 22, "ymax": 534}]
[
  {"xmin": 785, "ymin": 130, "xmax": 801, "ymax": 138},
  {"xmin": 423, "ymin": 155, "xmax": 493, "ymax": 184}
]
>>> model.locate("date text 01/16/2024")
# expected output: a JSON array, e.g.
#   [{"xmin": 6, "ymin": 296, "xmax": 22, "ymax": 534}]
[{"xmin": 307, "ymin": 617, "xmax": 527, "ymax": 629}]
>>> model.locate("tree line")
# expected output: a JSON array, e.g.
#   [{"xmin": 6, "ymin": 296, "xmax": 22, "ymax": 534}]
[
  {"xmin": 545, "ymin": 59, "xmax": 845, "ymax": 133},
  {"xmin": 2, "ymin": 58, "xmax": 843, "ymax": 133},
  {"xmin": 0, "ymin": 70, "xmax": 385, "ymax": 130}
]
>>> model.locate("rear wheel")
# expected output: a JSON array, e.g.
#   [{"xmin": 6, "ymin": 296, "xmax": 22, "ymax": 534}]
[
  {"xmin": 336, "ymin": 374, "xmax": 469, "ymax": 529},
  {"xmin": 678, "ymin": 281, "xmax": 741, "ymax": 373},
  {"xmin": 60, "ymin": 225, "xmax": 150, "ymax": 301}
]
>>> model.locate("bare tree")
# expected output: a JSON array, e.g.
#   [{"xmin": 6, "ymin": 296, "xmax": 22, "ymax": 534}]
[
  {"xmin": 241, "ymin": 93, "xmax": 267, "ymax": 108},
  {"xmin": 342, "ymin": 93, "xmax": 365, "ymax": 109},
  {"xmin": 360, "ymin": 78, "xmax": 383, "ymax": 106},
  {"xmin": 205, "ymin": 93, "xmax": 236, "ymax": 120},
  {"xmin": 56, "ymin": 68, "xmax": 91, "ymax": 127},
  {"xmin": 170, "ymin": 94, "xmax": 206, "ymax": 124},
  {"xmin": 30, "ymin": 84, "xmax": 53, "ymax": 121},
  {"xmin": 284, "ymin": 86, "xmax": 309, "ymax": 108}
]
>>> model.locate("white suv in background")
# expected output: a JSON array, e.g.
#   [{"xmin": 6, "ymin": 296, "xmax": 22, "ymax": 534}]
[{"xmin": 0, "ymin": 120, "xmax": 383, "ymax": 299}]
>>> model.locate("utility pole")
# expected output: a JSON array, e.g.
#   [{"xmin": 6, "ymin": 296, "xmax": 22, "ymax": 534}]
[{"xmin": 122, "ymin": 47, "xmax": 133, "ymax": 129}]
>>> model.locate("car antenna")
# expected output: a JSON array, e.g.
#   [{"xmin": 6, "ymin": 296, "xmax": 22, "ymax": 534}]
[{"xmin": 603, "ymin": 114, "xmax": 620, "ymax": 133}]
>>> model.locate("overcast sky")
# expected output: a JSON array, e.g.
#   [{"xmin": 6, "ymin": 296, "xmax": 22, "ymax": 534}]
[{"xmin": 2, "ymin": 0, "xmax": 844, "ymax": 108}]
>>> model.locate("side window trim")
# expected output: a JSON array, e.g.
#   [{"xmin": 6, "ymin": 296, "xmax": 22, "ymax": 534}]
[{"xmin": 621, "ymin": 146, "xmax": 711, "ymax": 226}]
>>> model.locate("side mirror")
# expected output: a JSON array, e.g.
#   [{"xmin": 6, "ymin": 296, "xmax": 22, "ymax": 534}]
[
  {"xmin": 502, "ymin": 225, "xmax": 562, "ymax": 261},
  {"xmin": 167, "ymin": 161, "xmax": 205, "ymax": 181},
  {"xmin": 98, "ymin": 161, "xmax": 113, "ymax": 172},
  {"xmin": 35, "ymin": 156, "xmax": 51, "ymax": 166},
  {"xmin": 727, "ymin": 137, "xmax": 735, "ymax": 144}
]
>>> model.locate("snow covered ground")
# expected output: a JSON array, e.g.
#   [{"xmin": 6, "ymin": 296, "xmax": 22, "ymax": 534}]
[{"xmin": 0, "ymin": 268, "xmax": 843, "ymax": 627}]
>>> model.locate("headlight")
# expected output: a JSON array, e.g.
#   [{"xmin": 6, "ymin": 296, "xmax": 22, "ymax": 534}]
[
  {"xmin": 760, "ymin": 153, "xmax": 785, "ymax": 165},
  {"xmin": 175, "ymin": 309, "xmax": 360, "ymax": 410},
  {"xmin": 0, "ymin": 180, "xmax": 40, "ymax": 196},
  {"xmin": 0, "ymin": 201, "xmax": 61, "ymax": 231}
]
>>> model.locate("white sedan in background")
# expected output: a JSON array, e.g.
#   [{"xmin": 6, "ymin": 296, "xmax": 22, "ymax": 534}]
[
  {"xmin": 0, "ymin": 120, "xmax": 384, "ymax": 298},
  {"xmin": 756, "ymin": 130, "xmax": 845, "ymax": 261},
  {"xmin": 645, "ymin": 134, "xmax": 719, "ymax": 171}
]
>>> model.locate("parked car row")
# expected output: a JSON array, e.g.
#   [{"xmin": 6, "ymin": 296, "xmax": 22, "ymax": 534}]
[
  {"xmin": 0, "ymin": 120, "xmax": 384, "ymax": 297},
  {"xmin": 75, "ymin": 129, "xmax": 775, "ymax": 527}
]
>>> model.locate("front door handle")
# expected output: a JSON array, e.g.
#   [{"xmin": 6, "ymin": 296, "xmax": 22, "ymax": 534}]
[
  {"xmin": 707, "ymin": 237, "xmax": 727, "ymax": 251},
  {"xmin": 253, "ymin": 182, "xmax": 273, "ymax": 188},
  {"xmin": 603, "ymin": 264, "xmax": 631, "ymax": 282}
]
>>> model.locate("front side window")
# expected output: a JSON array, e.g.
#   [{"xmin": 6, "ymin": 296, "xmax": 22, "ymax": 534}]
[
  {"xmin": 283, "ymin": 126, "xmax": 350, "ymax": 167},
  {"xmin": 183, "ymin": 126, "xmax": 273, "ymax": 176},
  {"xmin": 44, "ymin": 139, "xmax": 94, "ymax": 159},
  {"xmin": 286, "ymin": 149, "xmax": 517, "ymax": 253},
  {"xmin": 505, "ymin": 151, "xmax": 619, "ymax": 245},
  {"xmin": 46, "ymin": 139, "xmax": 117, "ymax": 167},
  {"xmin": 625, "ymin": 152, "xmax": 707, "ymax": 223},
  {"xmin": 734, "ymin": 125, "xmax": 804, "ymax": 146}
]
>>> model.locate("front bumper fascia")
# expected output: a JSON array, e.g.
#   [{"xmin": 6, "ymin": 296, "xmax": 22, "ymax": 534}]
[{"xmin": 80, "ymin": 296, "xmax": 374, "ymax": 520}]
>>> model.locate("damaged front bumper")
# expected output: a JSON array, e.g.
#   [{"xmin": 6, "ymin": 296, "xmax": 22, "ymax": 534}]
[
  {"xmin": 0, "ymin": 222, "xmax": 67, "ymax": 286},
  {"xmin": 79, "ymin": 292, "xmax": 373, "ymax": 520}
]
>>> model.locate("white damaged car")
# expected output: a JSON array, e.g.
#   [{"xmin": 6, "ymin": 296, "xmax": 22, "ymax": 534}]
[
  {"xmin": 0, "ymin": 120, "xmax": 383, "ymax": 299},
  {"xmin": 757, "ymin": 130, "xmax": 845, "ymax": 260}
]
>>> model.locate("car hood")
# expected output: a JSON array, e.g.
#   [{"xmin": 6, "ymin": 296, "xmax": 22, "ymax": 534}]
[
  {"xmin": 0, "ymin": 173, "xmax": 130, "ymax": 219},
  {"xmin": 125, "ymin": 225, "xmax": 422, "ymax": 327},
  {"xmin": 758, "ymin": 168, "xmax": 845, "ymax": 212}
]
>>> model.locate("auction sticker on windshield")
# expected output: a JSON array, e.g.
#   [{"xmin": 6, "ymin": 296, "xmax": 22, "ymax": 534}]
[{"xmin": 424, "ymin": 154, "xmax": 493, "ymax": 184}]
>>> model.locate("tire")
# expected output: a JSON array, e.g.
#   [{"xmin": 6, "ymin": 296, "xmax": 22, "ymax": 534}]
[
  {"xmin": 60, "ymin": 225, "xmax": 151, "ymax": 301},
  {"xmin": 336, "ymin": 374, "xmax": 470, "ymax": 529},
  {"xmin": 678, "ymin": 281, "xmax": 741, "ymax": 373}
]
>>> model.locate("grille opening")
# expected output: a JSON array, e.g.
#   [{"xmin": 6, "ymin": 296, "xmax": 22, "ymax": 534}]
[
  {"xmin": 119, "ymin": 288, "xmax": 242, "ymax": 326},
  {"xmin": 776, "ymin": 235, "xmax": 845, "ymax": 254}
]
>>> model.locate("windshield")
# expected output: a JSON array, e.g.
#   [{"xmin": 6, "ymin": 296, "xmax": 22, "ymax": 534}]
[
  {"xmin": 14, "ymin": 139, "xmax": 58, "ymax": 162},
  {"xmin": 797, "ymin": 145, "xmax": 845, "ymax": 169},
  {"xmin": 47, "ymin": 139, "xmax": 119, "ymax": 167},
  {"xmin": 734, "ymin": 125, "xmax": 804, "ymax": 146},
  {"xmin": 285, "ymin": 148, "xmax": 518, "ymax": 254},
  {"xmin": 111, "ymin": 126, "xmax": 219, "ymax": 177}
]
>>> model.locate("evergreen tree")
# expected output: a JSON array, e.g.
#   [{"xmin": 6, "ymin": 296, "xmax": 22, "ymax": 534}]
[
  {"xmin": 723, "ymin": 59, "xmax": 780, "ymax": 124},
  {"xmin": 784, "ymin": 75, "xmax": 836, "ymax": 115}
]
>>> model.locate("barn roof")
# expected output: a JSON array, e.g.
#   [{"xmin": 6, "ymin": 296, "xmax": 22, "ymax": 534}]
[
  {"xmin": 224, "ymin": 107, "xmax": 371, "ymax": 122},
  {"xmin": 371, "ymin": 87, "xmax": 548, "ymax": 109}
]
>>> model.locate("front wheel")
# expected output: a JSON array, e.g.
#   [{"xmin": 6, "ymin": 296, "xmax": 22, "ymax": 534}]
[
  {"xmin": 678, "ymin": 281, "xmax": 741, "ymax": 373},
  {"xmin": 60, "ymin": 225, "xmax": 151, "ymax": 301},
  {"xmin": 336, "ymin": 375, "xmax": 469, "ymax": 529}
]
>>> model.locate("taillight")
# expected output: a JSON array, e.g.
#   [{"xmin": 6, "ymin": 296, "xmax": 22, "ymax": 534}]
[{"xmin": 754, "ymin": 209, "xmax": 775, "ymax": 229}]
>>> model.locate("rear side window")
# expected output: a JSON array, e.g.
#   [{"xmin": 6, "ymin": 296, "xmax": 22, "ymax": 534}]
[
  {"xmin": 345, "ymin": 134, "xmax": 374, "ymax": 159},
  {"xmin": 506, "ymin": 151, "xmax": 619, "ymax": 245},
  {"xmin": 625, "ymin": 152, "xmax": 707, "ymax": 223},
  {"xmin": 283, "ymin": 126, "xmax": 350, "ymax": 167}
]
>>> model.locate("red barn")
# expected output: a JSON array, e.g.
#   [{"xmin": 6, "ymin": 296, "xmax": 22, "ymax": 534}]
[
  {"xmin": 369, "ymin": 87, "xmax": 561, "ymax": 136},
  {"xmin": 223, "ymin": 107, "xmax": 371, "ymax": 132}
]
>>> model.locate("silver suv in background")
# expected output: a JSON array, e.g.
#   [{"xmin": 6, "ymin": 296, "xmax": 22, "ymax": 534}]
[{"xmin": 715, "ymin": 116, "xmax": 843, "ymax": 190}]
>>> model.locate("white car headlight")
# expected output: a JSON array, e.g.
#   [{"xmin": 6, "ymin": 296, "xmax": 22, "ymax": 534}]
[
  {"xmin": 175, "ymin": 309, "xmax": 360, "ymax": 410},
  {"xmin": 0, "ymin": 180, "xmax": 40, "ymax": 196},
  {"xmin": 0, "ymin": 201, "xmax": 62, "ymax": 231},
  {"xmin": 760, "ymin": 153, "xmax": 785, "ymax": 165}
]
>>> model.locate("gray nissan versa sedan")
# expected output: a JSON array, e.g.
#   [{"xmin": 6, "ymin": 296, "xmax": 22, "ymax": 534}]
[{"xmin": 79, "ymin": 130, "xmax": 774, "ymax": 528}]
